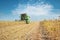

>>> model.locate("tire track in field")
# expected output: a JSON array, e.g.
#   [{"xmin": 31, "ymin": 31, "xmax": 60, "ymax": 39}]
[{"xmin": 0, "ymin": 22, "xmax": 40, "ymax": 40}]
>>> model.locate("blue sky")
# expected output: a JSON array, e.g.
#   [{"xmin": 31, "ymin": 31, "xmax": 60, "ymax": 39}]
[{"xmin": 0, "ymin": 0, "xmax": 60, "ymax": 21}]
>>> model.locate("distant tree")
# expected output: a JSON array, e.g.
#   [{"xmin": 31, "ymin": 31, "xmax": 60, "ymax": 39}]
[
  {"xmin": 15, "ymin": 19, "xmax": 18, "ymax": 21},
  {"xmin": 59, "ymin": 16, "xmax": 60, "ymax": 19}
]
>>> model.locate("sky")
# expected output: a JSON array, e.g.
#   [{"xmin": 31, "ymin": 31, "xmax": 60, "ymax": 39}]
[{"xmin": 0, "ymin": 0, "xmax": 60, "ymax": 21}]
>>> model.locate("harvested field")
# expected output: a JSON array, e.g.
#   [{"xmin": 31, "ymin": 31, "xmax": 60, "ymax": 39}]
[
  {"xmin": 0, "ymin": 21, "xmax": 40, "ymax": 40},
  {"xmin": 0, "ymin": 20, "xmax": 60, "ymax": 40}
]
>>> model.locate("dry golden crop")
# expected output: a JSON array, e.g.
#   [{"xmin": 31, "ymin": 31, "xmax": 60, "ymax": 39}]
[
  {"xmin": 40, "ymin": 20, "xmax": 60, "ymax": 40},
  {"xmin": 0, "ymin": 21, "xmax": 40, "ymax": 40},
  {"xmin": 0, "ymin": 20, "xmax": 60, "ymax": 40}
]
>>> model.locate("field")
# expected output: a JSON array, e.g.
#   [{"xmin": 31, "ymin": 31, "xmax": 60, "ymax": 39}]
[
  {"xmin": 0, "ymin": 21, "xmax": 40, "ymax": 40},
  {"xmin": 40, "ymin": 20, "xmax": 60, "ymax": 40},
  {"xmin": 0, "ymin": 20, "xmax": 60, "ymax": 40}
]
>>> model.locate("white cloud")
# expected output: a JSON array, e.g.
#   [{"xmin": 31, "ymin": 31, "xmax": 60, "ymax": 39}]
[
  {"xmin": 11, "ymin": 1, "xmax": 60, "ymax": 21},
  {"xmin": 25, "ymin": 4, "xmax": 53, "ymax": 16},
  {"xmin": 12, "ymin": 1, "xmax": 53, "ymax": 16}
]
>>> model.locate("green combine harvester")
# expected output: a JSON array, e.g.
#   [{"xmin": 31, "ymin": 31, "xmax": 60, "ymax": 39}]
[{"xmin": 21, "ymin": 13, "xmax": 30, "ymax": 24}]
